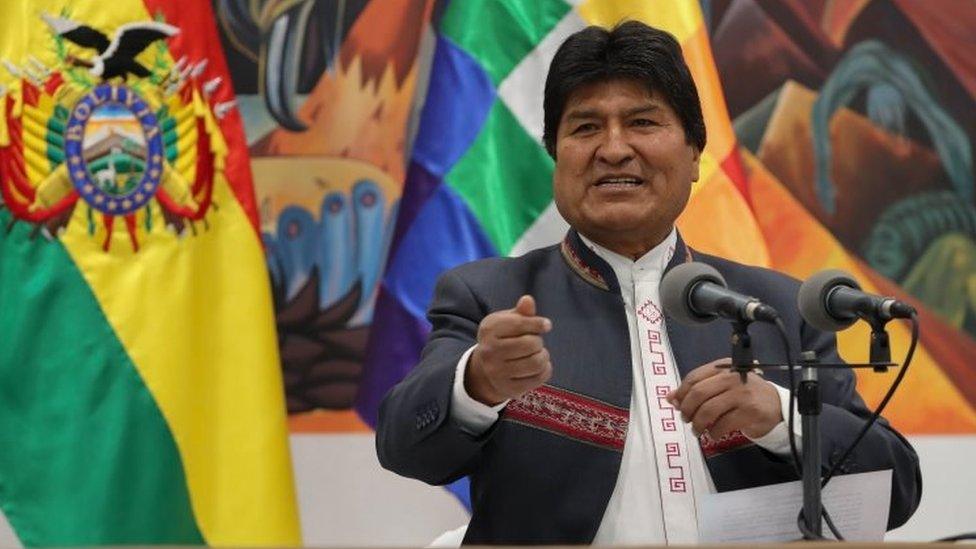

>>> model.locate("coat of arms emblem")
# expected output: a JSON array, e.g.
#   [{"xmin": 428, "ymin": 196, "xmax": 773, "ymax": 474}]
[{"xmin": 0, "ymin": 12, "xmax": 235, "ymax": 251}]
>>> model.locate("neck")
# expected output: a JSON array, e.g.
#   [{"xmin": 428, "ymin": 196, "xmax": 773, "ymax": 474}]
[{"xmin": 580, "ymin": 226, "xmax": 673, "ymax": 260}]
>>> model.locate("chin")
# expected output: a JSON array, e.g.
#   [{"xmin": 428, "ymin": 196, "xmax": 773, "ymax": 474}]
[
  {"xmin": 590, "ymin": 208, "xmax": 653, "ymax": 230},
  {"xmin": 580, "ymin": 217, "xmax": 649, "ymax": 237}
]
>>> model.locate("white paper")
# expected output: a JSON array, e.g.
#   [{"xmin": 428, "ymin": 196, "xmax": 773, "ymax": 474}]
[{"xmin": 698, "ymin": 470, "xmax": 892, "ymax": 543}]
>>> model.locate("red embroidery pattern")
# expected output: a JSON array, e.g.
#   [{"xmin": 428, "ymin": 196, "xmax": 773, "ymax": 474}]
[
  {"xmin": 638, "ymin": 299, "xmax": 663, "ymax": 324},
  {"xmin": 665, "ymin": 442, "xmax": 687, "ymax": 492},
  {"xmin": 645, "ymin": 330, "xmax": 666, "ymax": 374},
  {"xmin": 560, "ymin": 239, "xmax": 609, "ymax": 291},
  {"xmin": 700, "ymin": 430, "xmax": 753, "ymax": 458},
  {"xmin": 504, "ymin": 385, "xmax": 629, "ymax": 451},
  {"xmin": 655, "ymin": 385, "xmax": 677, "ymax": 431}
]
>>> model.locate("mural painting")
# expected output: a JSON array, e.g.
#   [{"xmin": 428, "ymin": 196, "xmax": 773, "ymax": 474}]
[
  {"xmin": 707, "ymin": 0, "xmax": 976, "ymax": 432},
  {"xmin": 215, "ymin": 0, "xmax": 434, "ymax": 429}
]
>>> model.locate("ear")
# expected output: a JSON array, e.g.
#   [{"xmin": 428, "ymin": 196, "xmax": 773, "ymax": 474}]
[{"xmin": 690, "ymin": 146, "xmax": 701, "ymax": 183}]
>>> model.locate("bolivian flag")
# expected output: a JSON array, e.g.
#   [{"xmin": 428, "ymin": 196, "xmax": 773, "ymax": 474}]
[{"xmin": 0, "ymin": 1, "xmax": 299, "ymax": 546}]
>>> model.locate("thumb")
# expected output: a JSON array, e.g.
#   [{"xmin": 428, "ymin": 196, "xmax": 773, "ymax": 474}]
[{"xmin": 514, "ymin": 294, "xmax": 536, "ymax": 317}]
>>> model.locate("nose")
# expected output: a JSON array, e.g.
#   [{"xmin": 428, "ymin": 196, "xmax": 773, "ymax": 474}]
[{"xmin": 596, "ymin": 126, "xmax": 634, "ymax": 166}]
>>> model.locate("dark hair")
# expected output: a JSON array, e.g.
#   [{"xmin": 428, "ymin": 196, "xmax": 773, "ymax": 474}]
[{"xmin": 542, "ymin": 21, "xmax": 707, "ymax": 157}]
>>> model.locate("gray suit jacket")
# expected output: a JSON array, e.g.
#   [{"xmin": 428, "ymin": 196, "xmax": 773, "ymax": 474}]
[{"xmin": 376, "ymin": 230, "xmax": 921, "ymax": 544}]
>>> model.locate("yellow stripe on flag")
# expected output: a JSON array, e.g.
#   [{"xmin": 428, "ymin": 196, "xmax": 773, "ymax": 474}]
[
  {"xmin": 578, "ymin": 0, "xmax": 700, "ymax": 44},
  {"xmin": 61, "ymin": 176, "xmax": 300, "ymax": 544}
]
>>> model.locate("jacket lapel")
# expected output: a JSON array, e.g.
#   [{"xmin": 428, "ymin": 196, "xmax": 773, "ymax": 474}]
[{"xmin": 560, "ymin": 229, "xmax": 621, "ymax": 294}]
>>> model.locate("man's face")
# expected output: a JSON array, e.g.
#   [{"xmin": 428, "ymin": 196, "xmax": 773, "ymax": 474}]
[{"xmin": 552, "ymin": 78, "xmax": 700, "ymax": 254}]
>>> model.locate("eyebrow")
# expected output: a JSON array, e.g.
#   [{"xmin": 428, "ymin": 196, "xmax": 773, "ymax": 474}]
[{"xmin": 564, "ymin": 104, "xmax": 662, "ymax": 121}]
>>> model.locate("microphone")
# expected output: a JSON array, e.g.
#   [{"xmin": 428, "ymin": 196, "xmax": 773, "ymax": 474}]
[
  {"xmin": 797, "ymin": 269, "xmax": 916, "ymax": 332},
  {"xmin": 661, "ymin": 262, "xmax": 779, "ymax": 325}
]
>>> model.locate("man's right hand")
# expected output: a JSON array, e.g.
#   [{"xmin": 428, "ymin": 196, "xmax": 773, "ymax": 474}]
[{"xmin": 465, "ymin": 295, "xmax": 553, "ymax": 406}]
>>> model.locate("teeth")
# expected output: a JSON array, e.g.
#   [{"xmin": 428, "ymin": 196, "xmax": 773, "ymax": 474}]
[{"xmin": 599, "ymin": 177, "xmax": 641, "ymax": 185}]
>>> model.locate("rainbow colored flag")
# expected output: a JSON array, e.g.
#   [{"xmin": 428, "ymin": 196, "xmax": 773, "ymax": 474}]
[{"xmin": 0, "ymin": 1, "xmax": 299, "ymax": 545}]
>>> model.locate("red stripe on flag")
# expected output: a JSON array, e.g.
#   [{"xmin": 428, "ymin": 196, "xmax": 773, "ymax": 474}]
[{"xmin": 141, "ymin": 0, "xmax": 261, "ymax": 235}]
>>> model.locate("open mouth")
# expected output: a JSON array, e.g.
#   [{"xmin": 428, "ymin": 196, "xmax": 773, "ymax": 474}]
[{"xmin": 595, "ymin": 176, "xmax": 643, "ymax": 188}]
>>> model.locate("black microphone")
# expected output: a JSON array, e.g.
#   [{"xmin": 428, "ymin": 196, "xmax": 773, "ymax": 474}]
[
  {"xmin": 797, "ymin": 269, "xmax": 916, "ymax": 332},
  {"xmin": 661, "ymin": 262, "xmax": 779, "ymax": 325}
]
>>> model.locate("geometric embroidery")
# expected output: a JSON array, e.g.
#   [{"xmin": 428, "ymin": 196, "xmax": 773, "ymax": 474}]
[
  {"xmin": 655, "ymin": 385, "xmax": 677, "ymax": 431},
  {"xmin": 638, "ymin": 299, "xmax": 663, "ymax": 324},
  {"xmin": 504, "ymin": 384, "xmax": 629, "ymax": 452},
  {"xmin": 700, "ymin": 429, "xmax": 753, "ymax": 458},
  {"xmin": 665, "ymin": 442, "xmax": 687, "ymax": 492},
  {"xmin": 646, "ymin": 330, "xmax": 667, "ymax": 374}
]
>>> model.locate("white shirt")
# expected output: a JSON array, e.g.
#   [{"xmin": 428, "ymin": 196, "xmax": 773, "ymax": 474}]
[{"xmin": 450, "ymin": 229, "xmax": 800, "ymax": 544}]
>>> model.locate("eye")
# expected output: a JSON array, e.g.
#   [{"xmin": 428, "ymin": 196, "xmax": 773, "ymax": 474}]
[
  {"xmin": 572, "ymin": 122, "xmax": 598, "ymax": 134},
  {"xmin": 631, "ymin": 118, "xmax": 658, "ymax": 127}
]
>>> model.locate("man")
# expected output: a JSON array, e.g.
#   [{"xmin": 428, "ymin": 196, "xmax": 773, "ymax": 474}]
[{"xmin": 377, "ymin": 21, "xmax": 921, "ymax": 544}]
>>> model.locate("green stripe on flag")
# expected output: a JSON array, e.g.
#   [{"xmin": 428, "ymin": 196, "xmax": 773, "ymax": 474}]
[
  {"xmin": 440, "ymin": 0, "xmax": 571, "ymax": 85},
  {"xmin": 446, "ymin": 101, "xmax": 555, "ymax": 254},
  {"xmin": 0, "ymin": 210, "xmax": 204, "ymax": 546}
]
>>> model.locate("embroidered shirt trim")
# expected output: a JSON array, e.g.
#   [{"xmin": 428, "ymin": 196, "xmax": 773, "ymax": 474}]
[
  {"xmin": 504, "ymin": 385, "xmax": 629, "ymax": 452},
  {"xmin": 560, "ymin": 238, "xmax": 610, "ymax": 291}
]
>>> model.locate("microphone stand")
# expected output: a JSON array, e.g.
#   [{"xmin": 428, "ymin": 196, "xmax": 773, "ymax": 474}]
[
  {"xmin": 730, "ymin": 319, "xmax": 754, "ymax": 383},
  {"xmin": 868, "ymin": 317, "xmax": 892, "ymax": 372},
  {"xmin": 727, "ymin": 320, "xmax": 824, "ymax": 537},
  {"xmin": 722, "ymin": 325, "xmax": 898, "ymax": 540},
  {"xmin": 798, "ymin": 350, "xmax": 822, "ymax": 538}
]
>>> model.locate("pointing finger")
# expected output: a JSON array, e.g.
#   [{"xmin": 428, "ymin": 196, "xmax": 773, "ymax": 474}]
[{"xmin": 514, "ymin": 294, "xmax": 536, "ymax": 317}]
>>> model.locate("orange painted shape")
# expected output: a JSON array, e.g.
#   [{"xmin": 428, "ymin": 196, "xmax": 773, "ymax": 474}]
[{"xmin": 288, "ymin": 409, "xmax": 371, "ymax": 433}]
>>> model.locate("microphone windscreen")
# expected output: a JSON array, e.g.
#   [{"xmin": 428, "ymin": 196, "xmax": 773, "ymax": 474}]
[
  {"xmin": 661, "ymin": 262, "xmax": 727, "ymax": 325},
  {"xmin": 797, "ymin": 269, "xmax": 861, "ymax": 332}
]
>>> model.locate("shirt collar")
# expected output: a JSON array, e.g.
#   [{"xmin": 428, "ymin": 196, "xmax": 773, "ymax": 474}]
[{"xmin": 578, "ymin": 229, "xmax": 678, "ymax": 289}]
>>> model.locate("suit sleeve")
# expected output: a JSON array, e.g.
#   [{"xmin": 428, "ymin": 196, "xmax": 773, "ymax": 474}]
[
  {"xmin": 375, "ymin": 269, "xmax": 498, "ymax": 485},
  {"xmin": 803, "ymin": 322, "xmax": 922, "ymax": 529}
]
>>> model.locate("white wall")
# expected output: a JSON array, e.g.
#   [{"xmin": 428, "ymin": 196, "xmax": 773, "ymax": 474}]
[
  {"xmin": 886, "ymin": 436, "xmax": 976, "ymax": 541},
  {"xmin": 291, "ymin": 434, "xmax": 468, "ymax": 547}
]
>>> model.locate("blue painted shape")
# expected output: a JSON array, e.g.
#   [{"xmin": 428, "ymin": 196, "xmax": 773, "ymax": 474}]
[
  {"xmin": 411, "ymin": 35, "xmax": 496, "ymax": 178},
  {"xmin": 382, "ymin": 183, "xmax": 497, "ymax": 320},
  {"xmin": 275, "ymin": 206, "xmax": 319, "ymax": 299},
  {"xmin": 352, "ymin": 198, "xmax": 401, "ymax": 326},
  {"xmin": 261, "ymin": 232, "xmax": 283, "ymax": 289},
  {"xmin": 317, "ymin": 192, "xmax": 356, "ymax": 307},
  {"xmin": 352, "ymin": 180, "xmax": 388, "ymax": 314}
]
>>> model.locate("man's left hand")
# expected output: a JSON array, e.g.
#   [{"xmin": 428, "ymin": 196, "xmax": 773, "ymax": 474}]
[{"xmin": 666, "ymin": 358, "xmax": 781, "ymax": 439}]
